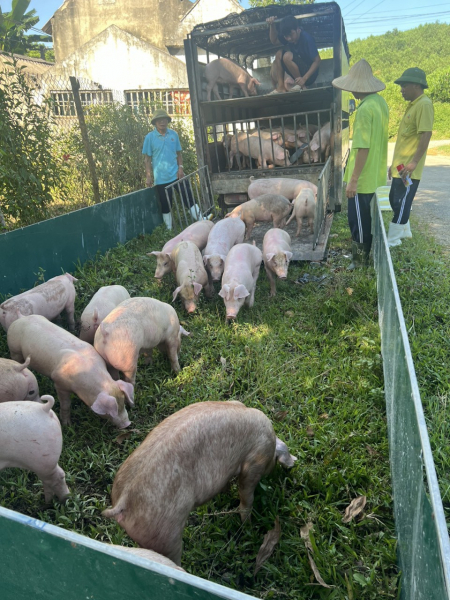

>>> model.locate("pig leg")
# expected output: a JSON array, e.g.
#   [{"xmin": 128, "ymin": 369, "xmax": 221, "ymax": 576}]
[
  {"xmin": 143, "ymin": 349, "xmax": 153, "ymax": 365},
  {"xmin": 65, "ymin": 301, "xmax": 76, "ymax": 331},
  {"xmin": 55, "ymin": 386, "xmax": 72, "ymax": 426},
  {"xmin": 237, "ymin": 462, "xmax": 267, "ymax": 522},
  {"xmin": 296, "ymin": 217, "xmax": 302, "ymax": 237},
  {"xmin": 244, "ymin": 218, "xmax": 256, "ymax": 240},
  {"xmin": 9, "ymin": 349, "xmax": 24, "ymax": 363},
  {"xmin": 166, "ymin": 346, "xmax": 181, "ymax": 373},
  {"xmin": 309, "ymin": 217, "xmax": 314, "ymax": 234},
  {"xmin": 212, "ymin": 84, "xmax": 222, "ymax": 101},
  {"xmin": 237, "ymin": 82, "xmax": 250, "ymax": 98},
  {"xmin": 204, "ymin": 280, "xmax": 214, "ymax": 299},
  {"xmin": 264, "ymin": 264, "xmax": 277, "ymax": 297},
  {"xmin": 107, "ymin": 365, "xmax": 120, "ymax": 380},
  {"xmin": 273, "ymin": 216, "xmax": 287, "ymax": 229},
  {"xmin": 122, "ymin": 368, "xmax": 137, "ymax": 386}
]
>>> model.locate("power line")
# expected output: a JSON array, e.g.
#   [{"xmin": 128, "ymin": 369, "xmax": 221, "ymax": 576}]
[
  {"xmin": 343, "ymin": 0, "xmax": 371, "ymax": 18},
  {"xmin": 346, "ymin": 0, "xmax": 390, "ymax": 22},
  {"xmin": 346, "ymin": 10, "xmax": 450, "ymax": 24},
  {"xmin": 348, "ymin": 1, "xmax": 450, "ymax": 15}
]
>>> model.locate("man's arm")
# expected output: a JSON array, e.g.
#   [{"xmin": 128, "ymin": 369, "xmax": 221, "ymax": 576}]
[
  {"xmin": 176, "ymin": 150, "xmax": 185, "ymax": 179},
  {"xmin": 295, "ymin": 55, "xmax": 321, "ymax": 88},
  {"xmin": 400, "ymin": 131, "xmax": 432, "ymax": 178},
  {"xmin": 144, "ymin": 155, "xmax": 153, "ymax": 187},
  {"xmin": 346, "ymin": 148, "xmax": 369, "ymax": 198},
  {"xmin": 267, "ymin": 16, "xmax": 280, "ymax": 45}
]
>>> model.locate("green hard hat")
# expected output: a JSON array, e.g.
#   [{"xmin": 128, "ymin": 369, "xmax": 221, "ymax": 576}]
[
  {"xmin": 394, "ymin": 67, "xmax": 428, "ymax": 89},
  {"xmin": 151, "ymin": 108, "xmax": 172, "ymax": 125}
]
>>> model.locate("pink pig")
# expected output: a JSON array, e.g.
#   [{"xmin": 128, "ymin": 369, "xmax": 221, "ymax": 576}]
[
  {"xmin": 286, "ymin": 188, "xmax": 317, "ymax": 236},
  {"xmin": 0, "ymin": 273, "xmax": 77, "ymax": 332},
  {"xmin": 148, "ymin": 221, "xmax": 214, "ymax": 279},
  {"xmin": 102, "ymin": 400, "xmax": 296, "ymax": 565},
  {"xmin": 0, "ymin": 356, "xmax": 40, "ymax": 403},
  {"xmin": 0, "ymin": 395, "xmax": 70, "ymax": 502},
  {"xmin": 225, "ymin": 194, "xmax": 292, "ymax": 240},
  {"xmin": 219, "ymin": 243, "xmax": 262, "ymax": 321},
  {"xmin": 80, "ymin": 285, "xmax": 130, "ymax": 344},
  {"xmin": 229, "ymin": 134, "xmax": 290, "ymax": 169},
  {"xmin": 172, "ymin": 241, "xmax": 214, "ymax": 314},
  {"xmin": 203, "ymin": 218, "xmax": 246, "ymax": 282},
  {"xmin": 302, "ymin": 122, "xmax": 331, "ymax": 164},
  {"xmin": 205, "ymin": 58, "xmax": 260, "ymax": 101},
  {"xmin": 7, "ymin": 315, "xmax": 134, "ymax": 428},
  {"xmin": 263, "ymin": 229, "xmax": 293, "ymax": 297},
  {"xmin": 247, "ymin": 176, "xmax": 318, "ymax": 201}
]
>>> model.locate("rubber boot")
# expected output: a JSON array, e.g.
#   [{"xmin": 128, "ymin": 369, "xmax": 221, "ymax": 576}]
[
  {"xmin": 400, "ymin": 221, "xmax": 412, "ymax": 239},
  {"xmin": 189, "ymin": 204, "xmax": 202, "ymax": 221},
  {"xmin": 162, "ymin": 212, "xmax": 172, "ymax": 230},
  {"xmin": 348, "ymin": 241, "xmax": 371, "ymax": 270},
  {"xmin": 387, "ymin": 222, "xmax": 403, "ymax": 247}
]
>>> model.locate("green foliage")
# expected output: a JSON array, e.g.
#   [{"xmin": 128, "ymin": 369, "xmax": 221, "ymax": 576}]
[
  {"xmin": 0, "ymin": 0, "xmax": 49, "ymax": 54},
  {"xmin": 427, "ymin": 66, "xmax": 450, "ymax": 104}
]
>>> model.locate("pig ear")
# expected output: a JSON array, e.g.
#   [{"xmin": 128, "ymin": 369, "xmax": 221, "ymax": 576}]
[
  {"xmin": 203, "ymin": 254, "xmax": 210, "ymax": 265},
  {"xmin": 275, "ymin": 437, "xmax": 297, "ymax": 468},
  {"xmin": 91, "ymin": 392, "xmax": 119, "ymax": 418},
  {"xmin": 284, "ymin": 251, "xmax": 293, "ymax": 261},
  {"xmin": 219, "ymin": 255, "xmax": 227, "ymax": 263},
  {"xmin": 116, "ymin": 380, "xmax": 135, "ymax": 407},
  {"xmin": 172, "ymin": 286, "xmax": 182, "ymax": 302},
  {"xmin": 14, "ymin": 355, "xmax": 31, "ymax": 372},
  {"xmin": 287, "ymin": 134, "xmax": 295, "ymax": 143},
  {"xmin": 193, "ymin": 282, "xmax": 203, "ymax": 296},
  {"xmin": 234, "ymin": 284, "xmax": 250, "ymax": 300},
  {"xmin": 148, "ymin": 251, "xmax": 161, "ymax": 257},
  {"xmin": 310, "ymin": 140, "xmax": 320, "ymax": 151},
  {"xmin": 180, "ymin": 325, "xmax": 190, "ymax": 336},
  {"xmin": 218, "ymin": 284, "xmax": 230, "ymax": 300},
  {"xmin": 266, "ymin": 253, "xmax": 275, "ymax": 262}
]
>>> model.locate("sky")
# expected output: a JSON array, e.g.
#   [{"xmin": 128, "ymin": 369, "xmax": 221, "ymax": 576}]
[{"xmin": 4, "ymin": 0, "xmax": 450, "ymax": 43}]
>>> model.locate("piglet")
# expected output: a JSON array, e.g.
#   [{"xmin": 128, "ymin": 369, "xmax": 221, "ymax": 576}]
[
  {"xmin": 0, "ymin": 273, "xmax": 77, "ymax": 332},
  {"xmin": 205, "ymin": 58, "xmax": 260, "ymax": 101},
  {"xmin": 225, "ymin": 194, "xmax": 292, "ymax": 240},
  {"xmin": 302, "ymin": 122, "xmax": 331, "ymax": 164},
  {"xmin": 0, "ymin": 356, "xmax": 40, "ymax": 403},
  {"xmin": 94, "ymin": 297, "xmax": 190, "ymax": 385},
  {"xmin": 229, "ymin": 134, "xmax": 290, "ymax": 169},
  {"xmin": 102, "ymin": 400, "xmax": 296, "ymax": 565},
  {"xmin": 286, "ymin": 188, "xmax": 317, "ymax": 236},
  {"xmin": 203, "ymin": 218, "xmax": 246, "ymax": 282},
  {"xmin": 80, "ymin": 285, "xmax": 130, "ymax": 344},
  {"xmin": 0, "ymin": 395, "xmax": 70, "ymax": 502},
  {"xmin": 263, "ymin": 229, "xmax": 293, "ymax": 297},
  {"xmin": 247, "ymin": 177, "xmax": 318, "ymax": 201},
  {"xmin": 7, "ymin": 315, "xmax": 134, "ymax": 428},
  {"xmin": 219, "ymin": 243, "xmax": 262, "ymax": 321},
  {"xmin": 148, "ymin": 221, "xmax": 214, "ymax": 279},
  {"xmin": 172, "ymin": 241, "xmax": 214, "ymax": 313}
]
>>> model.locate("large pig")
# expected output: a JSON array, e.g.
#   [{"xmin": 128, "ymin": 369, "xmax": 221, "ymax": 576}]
[
  {"xmin": 205, "ymin": 58, "xmax": 260, "ymax": 101},
  {"xmin": 0, "ymin": 356, "xmax": 40, "ymax": 403},
  {"xmin": 148, "ymin": 221, "xmax": 214, "ymax": 279},
  {"xmin": 0, "ymin": 395, "xmax": 70, "ymax": 502},
  {"xmin": 247, "ymin": 176, "xmax": 318, "ymax": 201},
  {"xmin": 286, "ymin": 188, "xmax": 317, "ymax": 236},
  {"xmin": 225, "ymin": 194, "xmax": 292, "ymax": 240},
  {"xmin": 219, "ymin": 243, "xmax": 262, "ymax": 321},
  {"xmin": 108, "ymin": 545, "xmax": 185, "ymax": 572},
  {"xmin": 203, "ymin": 218, "xmax": 246, "ymax": 282},
  {"xmin": 0, "ymin": 273, "xmax": 77, "ymax": 332},
  {"xmin": 102, "ymin": 400, "xmax": 297, "ymax": 565},
  {"xmin": 80, "ymin": 285, "xmax": 130, "ymax": 344},
  {"xmin": 172, "ymin": 241, "xmax": 214, "ymax": 313},
  {"xmin": 229, "ymin": 134, "xmax": 290, "ymax": 169},
  {"xmin": 7, "ymin": 315, "xmax": 134, "ymax": 428},
  {"xmin": 302, "ymin": 122, "xmax": 331, "ymax": 164},
  {"xmin": 94, "ymin": 298, "xmax": 189, "ymax": 385},
  {"xmin": 262, "ymin": 229, "xmax": 293, "ymax": 297}
]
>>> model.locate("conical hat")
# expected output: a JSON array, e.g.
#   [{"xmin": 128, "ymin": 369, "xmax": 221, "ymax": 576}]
[{"xmin": 332, "ymin": 59, "xmax": 385, "ymax": 93}]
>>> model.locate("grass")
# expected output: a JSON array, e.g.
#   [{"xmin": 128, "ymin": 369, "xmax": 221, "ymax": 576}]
[
  {"xmin": 427, "ymin": 144, "xmax": 450, "ymax": 157},
  {"xmin": 0, "ymin": 211, "xmax": 399, "ymax": 599}
]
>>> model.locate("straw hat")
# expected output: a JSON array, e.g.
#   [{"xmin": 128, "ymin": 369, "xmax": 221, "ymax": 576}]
[
  {"xmin": 151, "ymin": 108, "xmax": 172, "ymax": 125},
  {"xmin": 332, "ymin": 59, "xmax": 385, "ymax": 93}
]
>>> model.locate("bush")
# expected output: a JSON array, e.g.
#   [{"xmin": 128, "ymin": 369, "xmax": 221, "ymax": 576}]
[{"xmin": 428, "ymin": 66, "xmax": 450, "ymax": 104}]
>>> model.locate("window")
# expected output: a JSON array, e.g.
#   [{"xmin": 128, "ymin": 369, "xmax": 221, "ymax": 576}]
[
  {"xmin": 125, "ymin": 90, "xmax": 191, "ymax": 116},
  {"xmin": 50, "ymin": 90, "xmax": 113, "ymax": 117}
]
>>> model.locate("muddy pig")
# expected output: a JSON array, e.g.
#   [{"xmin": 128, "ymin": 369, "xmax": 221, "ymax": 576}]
[
  {"xmin": 203, "ymin": 218, "xmax": 246, "ymax": 282},
  {"xmin": 229, "ymin": 134, "xmax": 289, "ymax": 169},
  {"xmin": 172, "ymin": 241, "xmax": 214, "ymax": 313},
  {"xmin": 80, "ymin": 285, "xmax": 130, "ymax": 344},
  {"xmin": 0, "ymin": 395, "xmax": 70, "ymax": 502},
  {"xmin": 286, "ymin": 188, "xmax": 317, "ymax": 236},
  {"xmin": 7, "ymin": 315, "xmax": 134, "ymax": 428},
  {"xmin": 247, "ymin": 176, "xmax": 318, "ymax": 201},
  {"xmin": 205, "ymin": 58, "xmax": 260, "ymax": 101},
  {"xmin": 0, "ymin": 356, "xmax": 40, "ymax": 403},
  {"xmin": 102, "ymin": 400, "xmax": 296, "ymax": 565},
  {"xmin": 263, "ymin": 229, "xmax": 293, "ymax": 297},
  {"xmin": 302, "ymin": 122, "xmax": 331, "ymax": 164},
  {"xmin": 0, "ymin": 273, "xmax": 77, "ymax": 332},
  {"xmin": 225, "ymin": 194, "xmax": 292, "ymax": 240},
  {"xmin": 148, "ymin": 221, "xmax": 214, "ymax": 279},
  {"xmin": 219, "ymin": 243, "xmax": 262, "ymax": 320},
  {"xmin": 94, "ymin": 297, "xmax": 190, "ymax": 385}
]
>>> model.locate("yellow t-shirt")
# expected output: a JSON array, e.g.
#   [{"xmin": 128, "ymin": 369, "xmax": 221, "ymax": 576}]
[{"xmin": 392, "ymin": 94, "xmax": 434, "ymax": 181}]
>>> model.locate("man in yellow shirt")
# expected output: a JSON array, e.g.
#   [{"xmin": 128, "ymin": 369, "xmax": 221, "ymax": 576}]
[{"xmin": 387, "ymin": 68, "xmax": 434, "ymax": 247}]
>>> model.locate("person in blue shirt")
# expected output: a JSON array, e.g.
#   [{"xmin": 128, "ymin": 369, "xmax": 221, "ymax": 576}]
[
  {"xmin": 267, "ymin": 15, "xmax": 321, "ymax": 94},
  {"xmin": 143, "ymin": 109, "xmax": 200, "ymax": 230}
]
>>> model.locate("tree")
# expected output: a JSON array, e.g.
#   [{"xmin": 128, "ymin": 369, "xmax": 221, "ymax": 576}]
[{"xmin": 0, "ymin": 0, "xmax": 50, "ymax": 55}]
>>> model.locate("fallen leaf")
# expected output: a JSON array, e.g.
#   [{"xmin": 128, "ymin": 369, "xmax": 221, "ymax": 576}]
[
  {"xmin": 319, "ymin": 413, "xmax": 329, "ymax": 420},
  {"xmin": 274, "ymin": 410, "xmax": 288, "ymax": 422},
  {"xmin": 220, "ymin": 356, "xmax": 227, "ymax": 370},
  {"xmin": 254, "ymin": 517, "xmax": 281, "ymax": 575},
  {"xmin": 366, "ymin": 445, "xmax": 378, "ymax": 457},
  {"xmin": 114, "ymin": 429, "xmax": 141, "ymax": 444},
  {"xmin": 300, "ymin": 522, "xmax": 313, "ymax": 551},
  {"xmin": 329, "ymin": 233, "xmax": 338, "ymax": 238},
  {"xmin": 285, "ymin": 310, "xmax": 295, "ymax": 317},
  {"xmin": 343, "ymin": 496, "xmax": 367, "ymax": 523},
  {"xmin": 300, "ymin": 522, "xmax": 333, "ymax": 588},
  {"xmin": 346, "ymin": 287, "xmax": 354, "ymax": 295},
  {"xmin": 308, "ymin": 553, "xmax": 333, "ymax": 588},
  {"xmin": 306, "ymin": 425, "xmax": 314, "ymax": 437}
]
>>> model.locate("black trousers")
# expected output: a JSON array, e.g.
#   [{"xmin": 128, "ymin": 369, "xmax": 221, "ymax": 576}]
[
  {"xmin": 281, "ymin": 50, "xmax": 319, "ymax": 85},
  {"xmin": 389, "ymin": 177, "xmax": 420, "ymax": 224},
  {"xmin": 154, "ymin": 179, "xmax": 195, "ymax": 214},
  {"xmin": 347, "ymin": 193, "xmax": 374, "ymax": 245}
]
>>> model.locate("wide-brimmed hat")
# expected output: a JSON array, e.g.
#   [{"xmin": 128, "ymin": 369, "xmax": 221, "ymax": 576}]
[
  {"xmin": 151, "ymin": 109, "xmax": 172, "ymax": 125},
  {"xmin": 394, "ymin": 67, "xmax": 428, "ymax": 89},
  {"xmin": 332, "ymin": 59, "xmax": 385, "ymax": 93}
]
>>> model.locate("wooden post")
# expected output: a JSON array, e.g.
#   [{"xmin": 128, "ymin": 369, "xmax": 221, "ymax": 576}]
[{"xmin": 69, "ymin": 76, "xmax": 101, "ymax": 204}]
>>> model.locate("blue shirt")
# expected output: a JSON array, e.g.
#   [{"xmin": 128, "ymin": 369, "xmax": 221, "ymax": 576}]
[
  {"xmin": 280, "ymin": 30, "xmax": 319, "ymax": 68},
  {"xmin": 142, "ymin": 128, "xmax": 182, "ymax": 185}
]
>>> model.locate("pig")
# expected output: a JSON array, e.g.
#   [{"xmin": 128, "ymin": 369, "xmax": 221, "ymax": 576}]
[
  {"xmin": 229, "ymin": 134, "xmax": 290, "ymax": 169},
  {"xmin": 219, "ymin": 243, "xmax": 262, "ymax": 321},
  {"xmin": 102, "ymin": 400, "xmax": 297, "ymax": 565},
  {"xmin": 80, "ymin": 285, "xmax": 131, "ymax": 344},
  {"xmin": 302, "ymin": 122, "xmax": 331, "ymax": 164},
  {"xmin": 262, "ymin": 229, "xmax": 293, "ymax": 297},
  {"xmin": 225, "ymin": 194, "xmax": 292, "ymax": 240},
  {"xmin": 286, "ymin": 188, "xmax": 317, "ymax": 236},
  {"xmin": 0, "ymin": 395, "xmax": 70, "ymax": 502},
  {"xmin": 108, "ymin": 545, "xmax": 185, "ymax": 572},
  {"xmin": 203, "ymin": 218, "xmax": 246, "ymax": 282},
  {"xmin": 205, "ymin": 58, "xmax": 260, "ymax": 101},
  {"xmin": 148, "ymin": 220, "xmax": 214, "ymax": 279},
  {"xmin": 0, "ymin": 273, "xmax": 77, "ymax": 332},
  {"xmin": 93, "ymin": 297, "xmax": 190, "ymax": 385},
  {"xmin": 0, "ymin": 356, "xmax": 40, "ymax": 403},
  {"xmin": 248, "ymin": 129, "xmax": 284, "ymax": 145},
  {"xmin": 172, "ymin": 241, "xmax": 214, "ymax": 314},
  {"xmin": 247, "ymin": 176, "xmax": 318, "ymax": 201},
  {"xmin": 7, "ymin": 315, "xmax": 134, "ymax": 428}
]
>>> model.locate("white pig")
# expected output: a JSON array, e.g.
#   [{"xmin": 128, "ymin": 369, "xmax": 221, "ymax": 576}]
[
  {"xmin": 205, "ymin": 58, "xmax": 260, "ymax": 101},
  {"xmin": 148, "ymin": 221, "xmax": 214, "ymax": 279},
  {"xmin": 219, "ymin": 243, "xmax": 262, "ymax": 321},
  {"xmin": 225, "ymin": 194, "xmax": 292, "ymax": 240},
  {"xmin": 286, "ymin": 188, "xmax": 317, "ymax": 236},
  {"xmin": 263, "ymin": 229, "xmax": 293, "ymax": 297},
  {"xmin": 94, "ymin": 297, "xmax": 190, "ymax": 385},
  {"xmin": 7, "ymin": 315, "xmax": 134, "ymax": 428},
  {"xmin": 0, "ymin": 273, "xmax": 77, "ymax": 332},
  {"xmin": 79, "ymin": 285, "xmax": 130, "ymax": 344},
  {"xmin": 172, "ymin": 241, "xmax": 214, "ymax": 314},
  {"xmin": 0, "ymin": 356, "xmax": 40, "ymax": 403},
  {"xmin": 302, "ymin": 122, "xmax": 331, "ymax": 164},
  {"xmin": 102, "ymin": 400, "xmax": 296, "ymax": 565},
  {"xmin": 247, "ymin": 176, "xmax": 318, "ymax": 201},
  {"xmin": 229, "ymin": 134, "xmax": 290, "ymax": 169},
  {"xmin": 203, "ymin": 218, "xmax": 246, "ymax": 282},
  {"xmin": 0, "ymin": 395, "xmax": 70, "ymax": 502}
]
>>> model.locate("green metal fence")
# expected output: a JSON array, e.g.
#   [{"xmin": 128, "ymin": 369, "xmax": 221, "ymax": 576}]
[{"xmin": 373, "ymin": 191, "xmax": 450, "ymax": 599}]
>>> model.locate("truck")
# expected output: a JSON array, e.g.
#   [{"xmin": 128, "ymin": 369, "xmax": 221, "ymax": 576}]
[{"xmin": 183, "ymin": 2, "xmax": 350, "ymax": 261}]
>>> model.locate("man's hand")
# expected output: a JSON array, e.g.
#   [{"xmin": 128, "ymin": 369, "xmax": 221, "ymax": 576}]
[
  {"xmin": 346, "ymin": 178, "xmax": 358, "ymax": 198},
  {"xmin": 266, "ymin": 16, "xmax": 276, "ymax": 25},
  {"xmin": 177, "ymin": 166, "xmax": 185, "ymax": 179},
  {"xmin": 294, "ymin": 76, "xmax": 307, "ymax": 88},
  {"xmin": 400, "ymin": 161, "xmax": 417, "ymax": 178},
  {"xmin": 145, "ymin": 175, "xmax": 153, "ymax": 187},
  {"xmin": 388, "ymin": 166, "xmax": 392, "ymax": 180}
]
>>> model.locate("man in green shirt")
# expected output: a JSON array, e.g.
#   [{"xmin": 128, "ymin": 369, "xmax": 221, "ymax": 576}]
[
  {"xmin": 332, "ymin": 60, "xmax": 389, "ymax": 269},
  {"xmin": 387, "ymin": 68, "xmax": 434, "ymax": 247}
]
